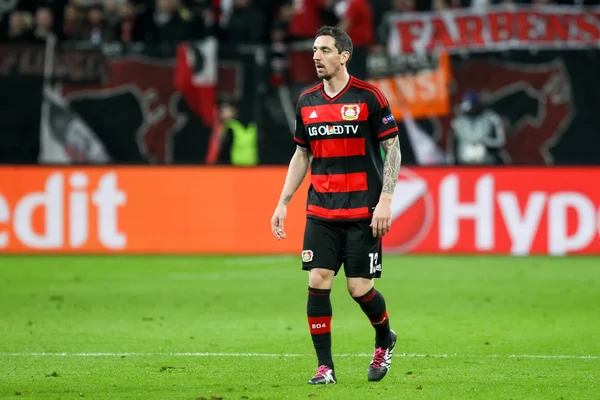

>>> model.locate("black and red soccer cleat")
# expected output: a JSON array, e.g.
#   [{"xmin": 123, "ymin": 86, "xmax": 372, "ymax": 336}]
[
  {"xmin": 367, "ymin": 329, "xmax": 397, "ymax": 382},
  {"xmin": 308, "ymin": 365, "xmax": 337, "ymax": 385}
]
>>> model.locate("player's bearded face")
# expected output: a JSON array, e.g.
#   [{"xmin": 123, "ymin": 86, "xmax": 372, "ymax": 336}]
[
  {"xmin": 313, "ymin": 36, "xmax": 344, "ymax": 81},
  {"xmin": 317, "ymin": 63, "xmax": 340, "ymax": 80}
]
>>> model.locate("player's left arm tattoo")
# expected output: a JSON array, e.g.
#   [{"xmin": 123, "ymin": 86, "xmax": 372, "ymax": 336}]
[{"xmin": 381, "ymin": 136, "xmax": 402, "ymax": 196}]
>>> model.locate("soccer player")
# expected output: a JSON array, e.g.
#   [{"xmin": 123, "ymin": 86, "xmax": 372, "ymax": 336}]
[{"xmin": 270, "ymin": 26, "xmax": 402, "ymax": 385}]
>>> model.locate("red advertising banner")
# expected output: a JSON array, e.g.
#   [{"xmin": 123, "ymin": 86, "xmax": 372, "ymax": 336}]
[
  {"xmin": 385, "ymin": 167, "xmax": 600, "ymax": 256},
  {"xmin": 0, "ymin": 167, "xmax": 599, "ymax": 256},
  {"xmin": 0, "ymin": 167, "xmax": 309, "ymax": 255},
  {"xmin": 387, "ymin": 7, "xmax": 600, "ymax": 55}
]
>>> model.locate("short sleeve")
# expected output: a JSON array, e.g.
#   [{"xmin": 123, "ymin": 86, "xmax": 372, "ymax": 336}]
[
  {"xmin": 368, "ymin": 91, "xmax": 399, "ymax": 141},
  {"xmin": 293, "ymin": 101, "xmax": 308, "ymax": 147}
]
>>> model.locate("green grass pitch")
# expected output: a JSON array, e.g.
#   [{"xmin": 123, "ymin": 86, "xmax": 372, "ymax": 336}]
[{"xmin": 1, "ymin": 255, "xmax": 599, "ymax": 399}]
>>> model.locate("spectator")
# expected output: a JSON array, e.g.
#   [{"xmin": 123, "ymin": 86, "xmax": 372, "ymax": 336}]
[
  {"xmin": 190, "ymin": 1, "xmax": 218, "ymax": 37},
  {"xmin": 431, "ymin": 0, "xmax": 454, "ymax": 11},
  {"xmin": 71, "ymin": 0, "xmax": 105, "ymax": 7},
  {"xmin": 33, "ymin": 6, "xmax": 55, "ymax": 42},
  {"xmin": 103, "ymin": 0, "xmax": 122, "ymax": 28},
  {"xmin": 62, "ymin": 4, "xmax": 83, "ymax": 40},
  {"xmin": 3, "ymin": 11, "xmax": 34, "ymax": 42},
  {"xmin": 144, "ymin": 0, "xmax": 197, "ymax": 43},
  {"xmin": 287, "ymin": 0, "xmax": 336, "ymax": 41},
  {"xmin": 115, "ymin": 0, "xmax": 144, "ymax": 42},
  {"xmin": 336, "ymin": 0, "xmax": 374, "ymax": 80},
  {"xmin": 217, "ymin": 102, "xmax": 259, "ymax": 166},
  {"xmin": 448, "ymin": 91, "xmax": 507, "ymax": 165},
  {"xmin": 377, "ymin": 0, "xmax": 415, "ymax": 50},
  {"xmin": 371, "ymin": 0, "xmax": 393, "ymax": 34},
  {"xmin": 269, "ymin": 19, "xmax": 288, "ymax": 86},
  {"xmin": 219, "ymin": 0, "xmax": 264, "ymax": 43},
  {"xmin": 79, "ymin": 5, "xmax": 117, "ymax": 46}
]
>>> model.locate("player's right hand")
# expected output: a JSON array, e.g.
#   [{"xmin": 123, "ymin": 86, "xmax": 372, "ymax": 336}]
[{"xmin": 271, "ymin": 205, "xmax": 287, "ymax": 240}]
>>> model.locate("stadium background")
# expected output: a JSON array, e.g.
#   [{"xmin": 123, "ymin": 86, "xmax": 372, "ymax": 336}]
[
  {"xmin": 1, "ymin": 1, "xmax": 599, "ymax": 399},
  {"xmin": 2, "ymin": 0, "xmax": 600, "ymax": 256}
]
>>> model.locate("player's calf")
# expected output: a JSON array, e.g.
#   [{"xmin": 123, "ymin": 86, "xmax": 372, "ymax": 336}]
[{"xmin": 352, "ymin": 287, "xmax": 393, "ymax": 348}]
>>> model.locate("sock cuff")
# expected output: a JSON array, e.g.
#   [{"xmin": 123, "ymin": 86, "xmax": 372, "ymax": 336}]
[
  {"xmin": 308, "ymin": 287, "xmax": 331, "ymax": 296},
  {"xmin": 369, "ymin": 310, "xmax": 389, "ymax": 325},
  {"xmin": 353, "ymin": 287, "xmax": 376, "ymax": 304}
]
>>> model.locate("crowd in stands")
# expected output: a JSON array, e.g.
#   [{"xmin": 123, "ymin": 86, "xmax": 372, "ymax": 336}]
[{"xmin": 1, "ymin": 0, "xmax": 598, "ymax": 47}]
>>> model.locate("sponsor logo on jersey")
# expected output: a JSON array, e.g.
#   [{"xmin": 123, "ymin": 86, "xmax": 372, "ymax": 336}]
[
  {"xmin": 308, "ymin": 125, "xmax": 359, "ymax": 136},
  {"xmin": 382, "ymin": 114, "xmax": 395, "ymax": 124}
]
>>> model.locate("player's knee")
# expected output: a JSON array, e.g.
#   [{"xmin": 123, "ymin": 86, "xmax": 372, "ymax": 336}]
[
  {"xmin": 346, "ymin": 277, "xmax": 374, "ymax": 298},
  {"xmin": 308, "ymin": 268, "xmax": 334, "ymax": 289}
]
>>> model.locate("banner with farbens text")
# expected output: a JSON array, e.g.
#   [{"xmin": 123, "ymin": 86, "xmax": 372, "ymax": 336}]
[{"xmin": 386, "ymin": 6, "xmax": 600, "ymax": 55}]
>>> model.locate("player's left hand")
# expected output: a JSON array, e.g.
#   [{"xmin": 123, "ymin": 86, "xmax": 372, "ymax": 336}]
[{"xmin": 370, "ymin": 196, "xmax": 392, "ymax": 237}]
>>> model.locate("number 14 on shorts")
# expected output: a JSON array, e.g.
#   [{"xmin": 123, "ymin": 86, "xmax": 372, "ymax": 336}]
[{"xmin": 369, "ymin": 253, "xmax": 381, "ymax": 274}]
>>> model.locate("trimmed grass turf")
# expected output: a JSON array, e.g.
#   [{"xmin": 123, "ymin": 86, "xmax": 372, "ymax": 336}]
[{"xmin": 1, "ymin": 255, "xmax": 599, "ymax": 399}]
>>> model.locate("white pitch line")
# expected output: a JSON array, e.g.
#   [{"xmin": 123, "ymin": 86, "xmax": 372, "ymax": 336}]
[{"xmin": 0, "ymin": 352, "xmax": 598, "ymax": 360}]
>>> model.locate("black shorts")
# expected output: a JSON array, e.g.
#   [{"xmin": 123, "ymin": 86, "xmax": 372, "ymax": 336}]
[{"xmin": 301, "ymin": 217, "xmax": 383, "ymax": 279}]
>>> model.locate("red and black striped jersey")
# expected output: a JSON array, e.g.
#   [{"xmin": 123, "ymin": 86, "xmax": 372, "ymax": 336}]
[{"xmin": 293, "ymin": 76, "xmax": 399, "ymax": 221}]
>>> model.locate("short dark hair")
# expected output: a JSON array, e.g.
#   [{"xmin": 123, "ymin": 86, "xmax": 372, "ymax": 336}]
[{"xmin": 315, "ymin": 26, "xmax": 353, "ymax": 59}]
